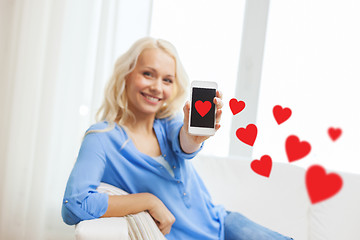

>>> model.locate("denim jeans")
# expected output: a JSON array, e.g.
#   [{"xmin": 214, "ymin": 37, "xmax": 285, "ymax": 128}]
[{"xmin": 224, "ymin": 211, "xmax": 293, "ymax": 240}]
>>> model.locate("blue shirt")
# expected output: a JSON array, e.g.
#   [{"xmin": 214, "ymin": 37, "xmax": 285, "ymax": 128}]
[{"xmin": 62, "ymin": 117, "xmax": 227, "ymax": 240}]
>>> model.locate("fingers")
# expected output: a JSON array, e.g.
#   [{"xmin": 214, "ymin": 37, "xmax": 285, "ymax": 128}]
[
  {"xmin": 160, "ymin": 225, "xmax": 172, "ymax": 236},
  {"xmin": 158, "ymin": 215, "xmax": 175, "ymax": 235},
  {"xmin": 215, "ymin": 108, "xmax": 222, "ymax": 124},
  {"xmin": 213, "ymin": 90, "xmax": 224, "ymax": 110},
  {"xmin": 213, "ymin": 90, "xmax": 223, "ymax": 131},
  {"xmin": 213, "ymin": 97, "xmax": 224, "ymax": 109},
  {"xmin": 216, "ymin": 90, "xmax": 223, "ymax": 99},
  {"xmin": 148, "ymin": 197, "xmax": 175, "ymax": 236},
  {"xmin": 214, "ymin": 97, "xmax": 223, "ymax": 125}
]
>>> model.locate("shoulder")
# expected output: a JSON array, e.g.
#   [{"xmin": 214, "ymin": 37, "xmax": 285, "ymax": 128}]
[
  {"xmin": 87, "ymin": 121, "xmax": 112, "ymax": 132},
  {"xmin": 81, "ymin": 121, "xmax": 129, "ymax": 152},
  {"xmin": 84, "ymin": 121, "xmax": 128, "ymax": 144}
]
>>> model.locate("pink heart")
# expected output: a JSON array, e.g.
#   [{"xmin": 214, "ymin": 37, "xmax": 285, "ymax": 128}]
[
  {"xmin": 229, "ymin": 98, "xmax": 245, "ymax": 115},
  {"xmin": 195, "ymin": 100, "xmax": 211, "ymax": 117},
  {"xmin": 236, "ymin": 124, "xmax": 258, "ymax": 146},
  {"xmin": 328, "ymin": 127, "xmax": 342, "ymax": 141},
  {"xmin": 285, "ymin": 135, "xmax": 311, "ymax": 162},
  {"xmin": 306, "ymin": 165, "xmax": 343, "ymax": 204},
  {"xmin": 251, "ymin": 155, "xmax": 272, "ymax": 178},
  {"xmin": 273, "ymin": 105, "xmax": 292, "ymax": 125}
]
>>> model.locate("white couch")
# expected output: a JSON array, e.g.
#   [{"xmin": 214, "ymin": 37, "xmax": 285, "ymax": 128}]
[{"xmin": 75, "ymin": 155, "xmax": 360, "ymax": 240}]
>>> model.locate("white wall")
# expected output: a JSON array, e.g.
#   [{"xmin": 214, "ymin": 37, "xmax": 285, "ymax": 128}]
[
  {"xmin": 0, "ymin": 0, "xmax": 152, "ymax": 239},
  {"xmin": 253, "ymin": 0, "xmax": 360, "ymax": 174},
  {"xmin": 0, "ymin": 0, "xmax": 16, "ymax": 215}
]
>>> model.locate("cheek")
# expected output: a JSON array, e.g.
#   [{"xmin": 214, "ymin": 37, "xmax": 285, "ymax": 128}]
[
  {"xmin": 164, "ymin": 85, "xmax": 175, "ymax": 99},
  {"xmin": 127, "ymin": 77, "xmax": 144, "ymax": 93}
]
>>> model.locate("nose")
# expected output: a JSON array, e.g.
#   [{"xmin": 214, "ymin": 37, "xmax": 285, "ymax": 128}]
[{"xmin": 149, "ymin": 78, "xmax": 162, "ymax": 93}]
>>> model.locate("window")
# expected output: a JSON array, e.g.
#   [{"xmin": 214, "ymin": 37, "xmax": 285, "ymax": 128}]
[
  {"xmin": 150, "ymin": 0, "xmax": 246, "ymax": 157},
  {"xmin": 253, "ymin": 0, "xmax": 360, "ymax": 174}
]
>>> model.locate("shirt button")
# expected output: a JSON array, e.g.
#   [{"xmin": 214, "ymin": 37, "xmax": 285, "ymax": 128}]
[
  {"xmin": 177, "ymin": 181, "xmax": 180, "ymax": 183},
  {"xmin": 163, "ymin": 154, "xmax": 166, "ymax": 157},
  {"xmin": 183, "ymin": 192, "xmax": 187, "ymax": 196},
  {"xmin": 173, "ymin": 166, "xmax": 176, "ymax": 169},
  {"xmin": 65, "ymin": 200, "xmax": 68, "ymax": 203}
]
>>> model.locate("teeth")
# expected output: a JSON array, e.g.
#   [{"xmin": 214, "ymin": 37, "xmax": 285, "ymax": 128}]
[{"xmin": 145, "ymin": 95, "xmax": 159, "ymax": 102}]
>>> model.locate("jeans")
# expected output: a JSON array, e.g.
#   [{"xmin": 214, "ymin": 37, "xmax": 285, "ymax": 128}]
[{"xmin": 224, "ymin": 211, "xmax": 293, "ymax": 240}]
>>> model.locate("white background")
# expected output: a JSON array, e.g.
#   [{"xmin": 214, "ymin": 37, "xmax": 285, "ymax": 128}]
[
  {"xmin": 253, "ymin": 0, "xmax": 360, "ymax": 174},
  {"xmin": 151, "ymin": 0, "xmax": 360, "ymax": 174}
]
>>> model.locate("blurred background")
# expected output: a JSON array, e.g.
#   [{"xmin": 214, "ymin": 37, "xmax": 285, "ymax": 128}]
[{"xmin": 1, "ymin": 0, "xmax": 359, "ymax": 239}]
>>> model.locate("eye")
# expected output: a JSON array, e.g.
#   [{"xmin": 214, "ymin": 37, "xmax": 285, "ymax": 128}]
[
  {"xmin": 163, "ymin": 78, "xmax": 173, "ymax": 84},
  {"xmin": 143, "ymin": 71, "xmax": 152, "ymax": 77}
]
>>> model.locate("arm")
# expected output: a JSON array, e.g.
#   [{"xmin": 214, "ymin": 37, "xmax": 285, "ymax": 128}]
[
  {"xmin": 62, "ymin": 132, "xmax": 109, "ymax": 225},
  {"xmin": 102, "ymin": 193, "xmax": 176, "ymax": 235},
  {"xmin": 102, "ymin": 193, "xmax": 154, "ymax": 217},
  {"xmin": 63, "ymin": 127, "xmax": 175, "ymax": 235}
]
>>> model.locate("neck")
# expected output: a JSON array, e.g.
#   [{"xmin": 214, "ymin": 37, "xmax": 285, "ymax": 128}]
[{"xmin": 123, "ymin": 115, "xmax": 156, "ymax": 135}]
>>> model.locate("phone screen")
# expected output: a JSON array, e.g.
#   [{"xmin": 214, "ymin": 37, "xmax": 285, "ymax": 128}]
[{"xmin": 190, "ymin": 87, "xmax": 216, "ymax": 128}]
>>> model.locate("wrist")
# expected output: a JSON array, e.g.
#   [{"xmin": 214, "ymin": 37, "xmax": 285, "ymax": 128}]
[
  {"xmin": 145, "ymin": 193, "xmax": 159, "ymax": 211},
  {"xmin": 179, "ymin": 126, "xmax": 202, "ymax": 153}
]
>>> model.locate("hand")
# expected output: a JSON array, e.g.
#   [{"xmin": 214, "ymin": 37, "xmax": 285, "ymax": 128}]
[
  {"xmin": 180, "ymin": 90, "xmax": 224, "ymax": 153},
  {"xmin": 147, "ymin": 195, "xmax": 176, "ymax": 235}
]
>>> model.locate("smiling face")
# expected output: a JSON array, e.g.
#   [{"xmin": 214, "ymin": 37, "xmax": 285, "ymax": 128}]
[{"xmin": 125, "ymin": 48, "xmax": 176, "ymax": 120}]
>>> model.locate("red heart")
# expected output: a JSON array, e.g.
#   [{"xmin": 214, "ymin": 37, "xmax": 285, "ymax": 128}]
[
  {"xmin": 229, "ymin": 98, "xmax": 245, "ymax": 115},
  {"xmin": 236, "ymin": 124, "xmax": 258, "ymax": 146},
  {"xmin": 306, "ymin": 165, "xmax": 343, "ymax": 204},
  {"xmin": 195, "ymin": 100, "xmax": 212, "ymax": 117},
  {"xmin": 273, "ymin": 105, "xmax": 292, "ymax": 125},
  {"xmin": 251, "ymin": 155, "xmax": 272, "ymax": 178},
  {"xmin": 328, "ymin": 127, "xmax": 342, "ymax": 141},
  {"xmin": 285, "ymin": 135, "xmax": 311, "ymax": 162}
]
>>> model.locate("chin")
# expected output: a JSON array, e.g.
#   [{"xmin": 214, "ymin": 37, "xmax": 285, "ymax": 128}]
[{"xmin": 140, "ymin": 106, "xmax": 162, "ymax": 116}]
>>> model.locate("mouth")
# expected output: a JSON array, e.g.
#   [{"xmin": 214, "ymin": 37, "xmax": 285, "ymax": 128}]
[{"xmin": 140, "ymin": 92, "xmax": 162, "ymax": 103}]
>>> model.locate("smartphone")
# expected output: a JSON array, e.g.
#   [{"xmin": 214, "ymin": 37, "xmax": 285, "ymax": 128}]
[{"xmin": 188, "ymin": 81, "xmax": 217, "ymax": 136}]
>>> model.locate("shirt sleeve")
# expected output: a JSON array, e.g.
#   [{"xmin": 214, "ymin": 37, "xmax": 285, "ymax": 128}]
[
  {"xmin": 61, "ymin": 132, "xmax": 109, "ymax": 225},
  {"xmin": 164, "ymin": 115, "xmax": 204, "ymax": 160}
]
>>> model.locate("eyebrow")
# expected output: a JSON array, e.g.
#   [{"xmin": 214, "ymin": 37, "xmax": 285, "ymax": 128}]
[{"xmin": 144, "ymin": 66, "xmax": 175, "ymax": 78}]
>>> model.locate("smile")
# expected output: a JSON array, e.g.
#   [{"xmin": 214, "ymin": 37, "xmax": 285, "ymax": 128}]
[{"xmin": 141, "ymin": 92, "xmax": 162, "ymax": 103}]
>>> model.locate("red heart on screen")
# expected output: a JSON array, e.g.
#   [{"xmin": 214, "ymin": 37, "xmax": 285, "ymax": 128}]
[
  {"xmin": 273, "ymin": 105, "xmax": 292, "ymax": 125},
  {"xmin": 328, "ymin": 127, "xmax": 342, "ymax": 141},
  {"xmin": 195, "ymin": 100, "xmax": 211, "ymax": 117},
  {"xmin": 229, "ymin": 98, "xmax": 245, "ymax": 115},
  {"xmin": 306, "ymin": 165, "xmax": 343, "ymax": 204},
  {"xmin": 251, "ymin": 155, "xmax": 272, "ymax": 178},
  {"xmin": 285, "ymin": 135, "xmax": 311, "ymax": 162},
  {"xmin": 236, "ymin": 124, "xmax": 258, "ymax": 146}
]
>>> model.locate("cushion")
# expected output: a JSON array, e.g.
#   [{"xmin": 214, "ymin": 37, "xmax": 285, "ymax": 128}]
[
  {"xmin": 192, "ymin": 155, "xmax": 309, "ymax": 240},
  {"xmin": 75, "ymin": 217, "xmax": 128, "ymax": 240},
  {"xmin": 97, "ymin": 182, "xmax": 166, "ymax": 240},
  {"xmin": 308, "ymin": 170, "xmax": 360, "ymax": 240}
]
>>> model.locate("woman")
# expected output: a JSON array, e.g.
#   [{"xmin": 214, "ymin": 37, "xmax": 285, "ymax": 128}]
[{"xmin": 62, "ymin": 37, "xmax": 292, "ymax": 240}]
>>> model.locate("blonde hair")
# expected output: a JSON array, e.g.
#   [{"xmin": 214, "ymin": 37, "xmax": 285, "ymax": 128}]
[{"xmin": 96, "ymin": 37, "xmax": 189, "ymax": 126}]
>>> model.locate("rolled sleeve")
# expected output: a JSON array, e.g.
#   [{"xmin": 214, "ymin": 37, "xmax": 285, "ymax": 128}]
[
  {"xmin": 81, "ymin": 192, "xmax": 109, "ymax": 217},
  {"xmin": 62, "ymin": 192, "xmax": 108, "ymax": 225},
  {"xmin": 62, "ymin": 131, "xmax": 109, "ymax": 225}
]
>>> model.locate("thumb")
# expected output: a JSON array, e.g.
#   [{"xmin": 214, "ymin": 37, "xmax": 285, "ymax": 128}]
[{"xmin": 183, "ymin": 101, "xmax": 190, "ymax": 131}]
